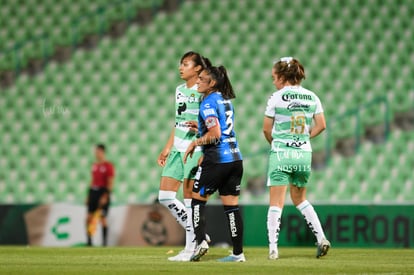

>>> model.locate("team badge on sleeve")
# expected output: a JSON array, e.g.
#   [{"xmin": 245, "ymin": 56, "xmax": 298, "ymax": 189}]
[{"xmin": 205, "ymin": 117, "xmax": 218, "ymax": 129}]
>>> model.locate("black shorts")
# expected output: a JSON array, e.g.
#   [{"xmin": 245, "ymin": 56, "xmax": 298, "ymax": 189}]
[
  {"xmin": 193, "ymin": 160, "xmax": 243, "ymax": 197},
  {"xmin": 87, "ymin": 188, "xmax": 110, "ymax": 216}
]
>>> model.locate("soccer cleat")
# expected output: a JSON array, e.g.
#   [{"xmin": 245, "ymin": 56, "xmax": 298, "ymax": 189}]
[
  {"xmin": 168, "ymin": 250, "xmax": 193, "ymax": 262},
  {"xmin": 217, "ymin": 253, "xmax": 246, "ymax": 262},
  {"xmin": 190, "ymin": 240, "xmax": 209, "ymax": 262},
  {"xmin": 268, "ymin": 250, "xmax": 279, "ymax": 260},
  {"xmin": 316, "ymin": 238, "xmax": 331, "ymax": 258}
]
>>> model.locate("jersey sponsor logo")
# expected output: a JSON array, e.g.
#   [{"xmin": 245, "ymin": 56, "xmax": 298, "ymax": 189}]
[
  {"xmin": 282, "ymin": 93, "xmax": 313, "ymax": 102},
  {"xmin": 287, "ymin": 101, "xmax": 311, "ymax": 111},
  {"xmin": 177, "ymin": 92, "xmax": 199, "ymax": 103},
  {"xmin": 203, "ymin": 108, "xmax": 216, "ymax": 117},
  {"xmin": 223, "ymin": 148, "xmax": 240, "ymax": 154},
  {"xmin": 203, "ymin": 103, "xmax": 211, "ymax": 108},
  {"xmin": 185, "ymin": 109, "xmax": 199, "ymax": 115},
  {"xmin": 188, "ymin": 93, "xmax": 197, "ymax": 103},
  {"xmin": 217, "ymin": 99, "xmax": 231, "ymax": 105},
  {"xmin": 205, "ymin": 117, "xmax": 218, "ymax": 128},
  {"xmin": 286, "ymin": 139, "xmax": 307, "ymax": 148},
  {"xmin": 177, "ymin": 102, "xmax": 187, "ymax": 115},
  {"xmin": 222, "ymin": 137, "xmax": 236, "ymax": 143},
  {"xmin": 176, "ymin": 92, "xmax": 186, "ymax": 102}
]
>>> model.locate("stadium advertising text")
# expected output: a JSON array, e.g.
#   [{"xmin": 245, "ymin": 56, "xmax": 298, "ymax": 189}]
[{"xmin": 243, "ymin": 205, "xmax": 414, "ymax": 248}]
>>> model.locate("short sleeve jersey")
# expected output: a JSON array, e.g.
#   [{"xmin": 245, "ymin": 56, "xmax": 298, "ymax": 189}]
[
  {"xmin": 91, "ymin": 161, "xmax": 115, "ymax": 188},
  {"xmin": 265, "ymin": 86, "xmax": 323, "ymax": 152},
  {"xmin": 174, "ymin": 84, "xmax": 201, "ymax": 152},
  {"xmin": 198, "ymin": 92, "xmax": 242, "ymax": 163}
]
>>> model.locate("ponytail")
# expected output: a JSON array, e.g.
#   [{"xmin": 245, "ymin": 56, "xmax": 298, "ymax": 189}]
[{"xmin": 204, "ymin": 65, "xmax": 236, "ymax": 99}]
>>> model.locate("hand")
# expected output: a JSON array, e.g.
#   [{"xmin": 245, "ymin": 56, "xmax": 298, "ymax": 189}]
[
  {"xmin": 183, "ymin": 141, "xmax": 196, "ymax": 164},
  {"xmin": 157, "ymin": 149, "xmax": 170, "ymax": 167},
  {"xmin": 185, "ymin": 121, "xmax": 198, "ymax": 133},
  {"xmin": 99, "ymin": 193, "xmax": 109, "ymax": 207}
]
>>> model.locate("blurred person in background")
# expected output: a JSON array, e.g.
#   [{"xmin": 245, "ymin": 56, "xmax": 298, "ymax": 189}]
[{"xmin": 86, "ymin": 144, "xmax": 115, "ymax": 246}]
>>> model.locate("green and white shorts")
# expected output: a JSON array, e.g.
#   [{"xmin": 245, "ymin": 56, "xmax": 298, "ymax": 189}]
[
  {"xmin": 162, "ymin": 150, "xmax": 203, "ymax": 181},
  {"xmin": 267, "ymin": 150, "xmax": 312, "ymax": 188}
]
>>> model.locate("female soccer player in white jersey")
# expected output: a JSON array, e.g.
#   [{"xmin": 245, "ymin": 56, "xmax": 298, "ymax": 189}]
[
  {"xmin": 157, "ymin": 51, "xmax": 211, "ymax": 262},
  {"xmin": 263, "ymin": 57, "xmax": 330, "ymax": 260},
  {"xmin": 184, "ymin": 65, "xmax": 245, "ymax": 262}
]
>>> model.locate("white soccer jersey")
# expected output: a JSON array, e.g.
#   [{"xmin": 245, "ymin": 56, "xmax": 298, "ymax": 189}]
[
  {"xmin": 265, "ymin": 86, "xmax": 323, "ymax": 152},
  {"xmin": 173, "ymin": 84, "xmax": 201, "ymax": 152}
]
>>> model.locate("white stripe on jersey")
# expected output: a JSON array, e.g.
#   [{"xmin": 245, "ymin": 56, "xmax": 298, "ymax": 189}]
[{"xmin": 173, "ymin": 135, "xmax": 202, "ymax": 153}]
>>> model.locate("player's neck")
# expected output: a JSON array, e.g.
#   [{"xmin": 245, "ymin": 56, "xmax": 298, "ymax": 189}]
[
  {"xmin": 186, "ymin": 76, "xmax": 197, "ymax": 88},
  {"xmin": 203, "ymin": 89, "xmax": 215, "ymax": 97},
  {"xmin": 96, "ymin": 158, "xmax": 106, "ymax": 163}
]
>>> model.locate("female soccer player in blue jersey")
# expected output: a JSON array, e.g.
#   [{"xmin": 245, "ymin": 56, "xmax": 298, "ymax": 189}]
[
  {"xmin": 184, "ymin": 65, "xmax": 245, "ymax": 262},
  {"xmin": 157, "ymin": 51, "xmax": 211, "ymax": 261},
  {"xmin": 263, "ymin": 57, "xmax": 330, "ymax": 260}
]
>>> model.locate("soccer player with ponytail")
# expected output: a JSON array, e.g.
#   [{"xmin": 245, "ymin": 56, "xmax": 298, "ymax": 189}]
[
  {"xmin": 184, "ymin": 65, "xmax": 245, "ymax": 262},
  {"xmin": 263, "ymin": 57, "xmax": 330, "ymax": 260}
]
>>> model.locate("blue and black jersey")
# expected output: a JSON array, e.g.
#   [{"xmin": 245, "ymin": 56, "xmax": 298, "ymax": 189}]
[{"xmin": 198, "ymin": 92, "xmax": 242, "ymax": 163}]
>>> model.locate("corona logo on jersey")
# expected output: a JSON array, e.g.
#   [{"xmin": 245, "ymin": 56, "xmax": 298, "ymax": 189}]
[{"xmin": 282, "ymin": 92, "xmax": 313, "ymax": 102}]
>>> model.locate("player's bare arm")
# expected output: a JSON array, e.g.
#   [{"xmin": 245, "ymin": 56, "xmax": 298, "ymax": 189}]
[
  {"xmin": 157, "ymin": 127, "xmax": 175, "ymax": 167},
  {"xmin": 263, "ymin": 116, "xmax": 274, "ymax": 144},
  {"xmin": 107, "ymin": 176, "xmax": 114, "ymax": 193},
  {"xmin": 183, "ymin": 118, "xmax": 221, "ymax": 163},
  {"xmin": 310, "ymin": 113, "xmax": 326, "ymax": 139}
]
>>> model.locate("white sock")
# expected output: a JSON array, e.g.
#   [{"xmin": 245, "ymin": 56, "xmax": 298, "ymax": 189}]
[
  {"xmin": 296, "ymin": 200, "xmax": 326, "ymax": 244},
  {"xmin": 158, "ymin": 190, "xmax": 187, "ymax": 228},
  {"xmin": 183, "ymin": 198, "xmax": 196, "ymax": 251},
  {"xmin": 267, "ymin": 206, "xmax": 282, "ymax": 252}
]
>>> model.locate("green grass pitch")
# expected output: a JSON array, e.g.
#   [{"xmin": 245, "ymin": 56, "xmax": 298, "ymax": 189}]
[{"xmin": 0, "ymin": 246, "xmax": 413, "ymax": 274}]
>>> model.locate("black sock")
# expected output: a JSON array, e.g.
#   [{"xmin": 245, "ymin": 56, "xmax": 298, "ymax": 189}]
[
  {"xmin": 224, "ymin": 205, "xmax": 244, "ymax": 255},
  {"xmin": 102, "ymin": 226, "xmax": 108, "ymax": 246},
  {"xmin": 87, "ymin": 235, "xmax": 92, "ymax": 246},
  {"xmin": 192, "ymin": 199, "xmax": 207, "ymax": 245}
]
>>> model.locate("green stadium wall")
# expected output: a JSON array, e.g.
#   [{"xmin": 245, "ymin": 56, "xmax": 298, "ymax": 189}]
[
  {"xmin": 244, "ymin": 205, "xmax": 414, "ymax": 248},
  {"xmin": 0, "ymin": 204, "xmax": 412, "ymax": 248}
]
